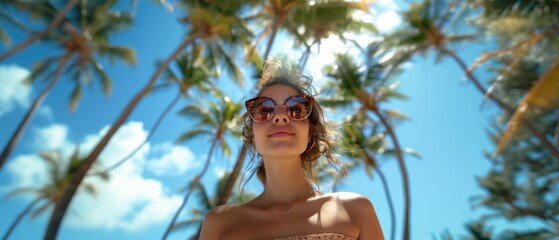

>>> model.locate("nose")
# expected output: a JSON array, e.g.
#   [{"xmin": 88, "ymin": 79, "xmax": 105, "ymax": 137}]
[{"xmin": 272, "ymin": 104, "xmax": 290, "ymax": 125}]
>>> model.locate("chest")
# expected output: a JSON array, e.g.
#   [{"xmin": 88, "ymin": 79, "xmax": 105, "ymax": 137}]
[{"xmin": 221, "ymin": 200, "xmax": 359, "ymax": 240}]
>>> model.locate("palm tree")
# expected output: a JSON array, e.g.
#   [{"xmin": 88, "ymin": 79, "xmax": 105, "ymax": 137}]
[
  {"xmin": 0, "ymin": 3, "xmax": 33, "ymax": 46},
  {"xmin": 290, "ymin": 0, "xmax": 376, "ymax": 69},
  {"xmin": 215, "ymin": 142, "xmax": 248, "ymax": 206},
  {"xmin": 247, "ymin": 0, "xmax": 373, "ymax": 66},
  {"xmin": 2, "ymin": 146, "xmax": 107, "ymax": 240},
  {"xmin": 453, "ymin": 1, "xmax": 559, "ymax": 234},
  {"xmin": 337, "ymin": 114, "xmax": 398, "ymax": 240},
  {"xmin": 96, "ymin": 54, "xmax": 217, "ymax": 174},
  {"xmin": 245, "ymin": 0, "xmax": 307, "ymax": 61},
  {"xmin": 161, "ymin": 92, "xmax": 243, "ymax": 239},
  {"xmin": 0, "ymin": 0, "xmax": 136, "ymax": 170},
  {"xmin": 180, "ymin": 0, "xmax": 262, "ymax": 87},
  {"xmin": 0, "ymin": 0, "xmax": 79, "ymax": 62},
  {"xmin": 459, "ymin": 0, "xmax": 559, "ymax": 157},
  {"xmin": 44, "ymin": 1, "xmax": 257, "ymax": 238},
  {"xmin": 384, "ymin": 0, "xmax": 559, "ymax": 159},
  {"xmin": 322, "ymin": 44, "xmax": 413, "ymax": 239}
]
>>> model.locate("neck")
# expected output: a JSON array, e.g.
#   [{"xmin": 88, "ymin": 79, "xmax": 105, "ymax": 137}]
[{"xmin": 263, "ymin": 155, "xmax": 313, "ymax": 204}]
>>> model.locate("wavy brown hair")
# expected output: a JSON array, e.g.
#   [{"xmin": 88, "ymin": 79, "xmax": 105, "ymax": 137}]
[{"xmin": 241, "ymin": 60, "xmax": 346, "ymax": 188}]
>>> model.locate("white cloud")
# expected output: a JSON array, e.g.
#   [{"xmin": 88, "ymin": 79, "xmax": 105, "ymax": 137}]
[
  {"xmin": 0, "ymin": 65, "xmax": 31, "ymax": 116},
  {"xmin": 305, "ymin": 35, "xmax": 364, "ymax": 88},
  {"xmin": 377, "ymin": 0, "xmax": 399, "ymax": 9},
  {"xmin": 4, "ymin": 154, "xmax": 48, "ymax": 192},
  {"xmin": 38, "ymin": 105, "xmax": 54, "ymax": 120},
  {"xmin": 69, "ymin": 172, "xmax": 181, "ymax": 232},
  {"xmin": 147, "ymin": 142, "xmax": 197, "ymax": 176},
  {"xmin": 306, "ymin": 36, "xmax": 346, "ymax": 73},
  {"xmin": 33, "ymin": 124, "xmax": 70, "ymax": 151},
  {"xmin": 376, "ymin": 10, "xmax": 401, "ymax": 33},
  {"xmin": 213, "ymin": 166, "xmax": 227, "ymax": 179},
  {"xmin": 4, "ymin": 121, "xmax": 196, "ymax": 232}
]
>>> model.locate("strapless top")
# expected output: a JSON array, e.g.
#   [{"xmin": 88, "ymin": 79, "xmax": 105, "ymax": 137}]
[{"xmin": 272, "ymin": 233, "xmax": 357, "ymax": 240}]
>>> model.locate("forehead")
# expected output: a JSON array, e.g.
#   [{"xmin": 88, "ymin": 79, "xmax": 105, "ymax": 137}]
[{"xmin": 260, "ymin": 84, "xmax": 299, "ymax": 101}]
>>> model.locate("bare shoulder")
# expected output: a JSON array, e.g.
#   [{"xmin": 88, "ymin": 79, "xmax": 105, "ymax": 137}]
[
  {"xmin": 319, "ymin": 191, "xmax": 376, "ymax": 220},
  {"xmin": 327, "ymin": 192, "xmax": 384, "ymax": 240},
  {"xmin": 326, "ymin": 191, "xmax": 373, "ymax": 205},
  {"xmin": 199, "ymin": 204, "xmax": 243, "ymax": 240}
]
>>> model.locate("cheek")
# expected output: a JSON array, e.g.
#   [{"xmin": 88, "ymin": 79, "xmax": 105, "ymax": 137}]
[{"xmin": 252, "ymin": 124, "xmax": 266, "ymax": 147}]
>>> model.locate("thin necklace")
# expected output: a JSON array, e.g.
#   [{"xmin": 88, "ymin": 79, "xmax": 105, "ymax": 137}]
[{"xmin": 263, "ymin": 189, "xmax": 314, "ymax": 215}]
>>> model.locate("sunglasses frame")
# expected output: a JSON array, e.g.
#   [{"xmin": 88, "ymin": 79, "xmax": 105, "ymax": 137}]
[{"xmin": 245, "ymin": 95, "xmax": 315, "ymax": 122}]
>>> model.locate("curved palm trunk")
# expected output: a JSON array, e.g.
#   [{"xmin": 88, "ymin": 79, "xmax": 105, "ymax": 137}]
[
  {"xmin": 371, "ymin": 108, "xmax": 410, "ymax": 240},
  {"xmin": 364, "ymin": 153, "xmax": 396, "ymax": 240},
  {"xmin": 0, "ymin": 0, "xmax": 78, "ymax": 62},
  {"xmin": 441, "ymin": 47, "xmax": 559, "ymax": 160},
  {"xmin": 298, "ymin": 43, "xmax": 313, "ymax": 71},
  {"xmin": 2, "ymin": 197, "xmax": 44, "ymax": 240},
  {"xmin": 216, "ymin": 142, "xmax": 248, "ymax": 206},
  {"xmin": 161, "ymin": 138, "xmax": 218, "ymax": 240},
  {"xmin": 96, "ymin": 90, "xmax": 182, "ymax": 174},
  {"xmin": 0, "ymin": 53, "xmax": 71, "ymax": 170},
  {"xmin": 263, "ymin": 18, "xmax": 281, "ymax": 62},
  {"xmin": 374, "ymin": 166, "xmax": 396, "ymax": 240},
  {"xmin": 44, "ymin": 37, "xmax": 195, "ymax": 240}
]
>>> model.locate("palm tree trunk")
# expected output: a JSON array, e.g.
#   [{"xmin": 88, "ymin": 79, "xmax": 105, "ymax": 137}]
[
  {"xmin": 43, "ymin": 37, "xmax": 195, "ymax": 240},
  {"xmin": 373, "ymin": 166, "xmax": 396, "ymax": 240},
  {"xmin": 370, "ymin": 107, "xmax": 411, "ymax": 240},
  {"xmin": 0, "ymin": 0, "xmax": 78, "ymax": 62},
  {"xmin": 2, "ymin": 197, "xmax": 44, "ymax": 240},
  {"xmin": 263, "ymin": 18, "xmax": 280, "ymax": 62},
  {"xmin": 298, "ymin": 43, "xmax": 313, "ymax": 71},
  {"xmin": 0, "ymin": 53, "xmax": 71, "ymax": 170},
  {"xmin": 364, "ymin": 153, "xmax": 396, "ymax": 240},
  {"xmin": 161, "ymin": 138, "xmax": 218, "ymax": 240},
  {"xmin": 216, "ymin": 142, "xmax": 248, "ymax": 206},
  {"xmin": 441, "ymin": 47, "xmax": 559, "ymax": 160}
]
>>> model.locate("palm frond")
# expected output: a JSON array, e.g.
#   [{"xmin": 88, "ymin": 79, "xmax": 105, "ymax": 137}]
[
  {"xmin": 4, "ymin": 187, "xmax": 41, "ymax": 200},
  {"xmin": 0, "ymin": 8, "xmax": 33, "ymax": 34},
  {"xmin": 0, "ymin": 27, "xmax": 11, "ymax": 45},
  {"xmin": 214, "ymin": 43, "xmax": 244, "ymax": 87},
  {"xmin": 96, "ymin": 45, "xmax": 137, "ymax": 65},
  {"xmin": 30, "ymin": 201, "xmax": 51, "ymax": 219},
  {"xmin": 179, "ymin": 104, "xmax": 208, "ymax": 121},
  {"xmin": 81, "ymin": 183, "xmax": 97, "ymax": 197},
  {"xmin": 68, "ymin": 81, "xmax": 82, "ymax": 111},
  {"xmin": 90, "ymin": 59, "xmax": 112, "ymax": 96},
  {"xmin": 219, "ymin": 138, "xmax": 231, "ymax": 157},
  {"xmin": 39, "ymin": 151, "xmax": 62, "ymax": 179},
  {"xmin": 495, "ymin": 61, "xmax": 559, "ymax": 156},
  {"xmin": 176, "ymin": 129, "xmax": 213, "ymax": 143},
  {"xmin": 194, "ymin": 182, "xmax": 214, "ymax": 211},
  {"xmin": 25, "ymin": 57, "xmax": 58, "ymax": 84}
]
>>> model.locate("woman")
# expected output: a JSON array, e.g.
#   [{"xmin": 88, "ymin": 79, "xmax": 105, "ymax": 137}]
[{"xmin": 200, "ymin": 61, "xmax": 384, "ymax": 240}]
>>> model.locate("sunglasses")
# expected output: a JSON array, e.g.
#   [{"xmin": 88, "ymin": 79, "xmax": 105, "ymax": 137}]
[{"xmin": 245, "ymin": 95, "xmax": 315, "ymax": 122}]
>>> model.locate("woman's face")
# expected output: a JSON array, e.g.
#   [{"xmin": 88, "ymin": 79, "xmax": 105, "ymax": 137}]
[{"xmin": 252, "ymin": 84, "xmax": 310, "ymax": 159}]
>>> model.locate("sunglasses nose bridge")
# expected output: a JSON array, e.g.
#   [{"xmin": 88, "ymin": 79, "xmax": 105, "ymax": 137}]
[{"xmin": 272, "ymin": 101, "xmax": 289, "ymax": 121}]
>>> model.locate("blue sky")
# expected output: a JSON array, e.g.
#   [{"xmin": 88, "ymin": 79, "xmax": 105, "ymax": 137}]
[{"xmin": 0, "ymin": 0, "xmax": 501, "ymax": 239}]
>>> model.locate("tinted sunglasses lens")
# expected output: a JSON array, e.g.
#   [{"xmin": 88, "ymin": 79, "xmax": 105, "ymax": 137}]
[
  {"xmin": 286, "ymin": 97, "xmax": 313, "ymax": 120},
  {"xmin": 248, "ymin": 98, "xmax": 276, "ymax": 121}
]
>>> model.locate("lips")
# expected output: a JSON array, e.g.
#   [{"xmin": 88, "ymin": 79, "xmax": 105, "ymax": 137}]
[{"xmin": 268, "ymin": 128, "xmax": 295, "ymax": 137}]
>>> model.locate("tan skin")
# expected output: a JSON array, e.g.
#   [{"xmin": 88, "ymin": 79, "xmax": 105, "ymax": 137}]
[{"xmin": 199, "ymin": 85, "xmax": 384, "ymax": 240}]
